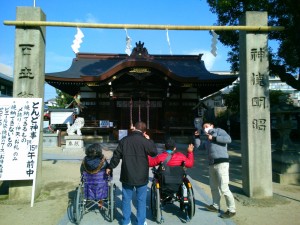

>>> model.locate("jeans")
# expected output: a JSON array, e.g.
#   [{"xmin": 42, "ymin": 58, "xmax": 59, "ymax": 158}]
[
  {"xmin": 122, "ymin": 183, "xmax": 148, "ymax": 225},
  {"xmin": 194, "ymin": 137, "xmax": 201, "ymax": 149},
  {"xmin": 194, "ymin": 117, "xmax": 203, "ymax": 133},
  {"xmin": 194, "ymin": 117, "xmax": 202, "ymax": 149},
  {"xmin": 209, "ymin": 162, "xmax": 236, "ymax": 213}
]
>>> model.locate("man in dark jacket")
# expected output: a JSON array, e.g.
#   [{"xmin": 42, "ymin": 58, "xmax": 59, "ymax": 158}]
[{"xmin": 107, "ymin": 121, "xmax": 157, "ymax": 225}]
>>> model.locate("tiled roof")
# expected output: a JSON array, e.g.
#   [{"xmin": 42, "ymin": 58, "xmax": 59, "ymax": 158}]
[{"xmin": 46, "ymin": 53, "xmax": 236, "ymax": 82}]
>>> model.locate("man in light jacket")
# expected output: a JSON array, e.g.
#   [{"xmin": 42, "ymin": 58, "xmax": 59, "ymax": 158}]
[{"xmin": 202, "ymin": 121, "xmax": 236, "ymax": 218}]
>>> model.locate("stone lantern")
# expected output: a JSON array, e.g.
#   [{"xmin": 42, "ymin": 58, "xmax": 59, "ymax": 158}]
[{"xmin": 271, "ymin": 102, "xmax": 300, "ymax": 184}]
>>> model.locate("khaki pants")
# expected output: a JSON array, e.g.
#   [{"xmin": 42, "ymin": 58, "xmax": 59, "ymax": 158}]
[{"xmin": 209, "ymin": 162, "xmax": 236, "ymax": 213}]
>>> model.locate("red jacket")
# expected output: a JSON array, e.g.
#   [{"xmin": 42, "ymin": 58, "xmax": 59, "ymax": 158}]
[{"xmin": 148, "ymin": 151, "xmax": 194, "ymax": 168}]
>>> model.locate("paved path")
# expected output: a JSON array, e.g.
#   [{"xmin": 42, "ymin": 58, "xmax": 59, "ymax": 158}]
[{"xmin": 45, "ymin": 143, "xmax": 235, "ymax": 225}]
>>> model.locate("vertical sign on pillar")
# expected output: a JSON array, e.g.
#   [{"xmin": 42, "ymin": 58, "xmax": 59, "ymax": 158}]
[
  {"xmin": 10, "ymin": 7, "xmax": 46, "ymax": 204},
  {"xmin": 239, "ymin": 12, "xmax": 273, "ymax": 197},
  {"xmin": 16, "ymin": 44, "xmax": 35, "ymax": 97}
]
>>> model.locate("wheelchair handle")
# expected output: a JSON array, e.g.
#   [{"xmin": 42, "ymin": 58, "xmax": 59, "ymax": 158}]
[{"xmin": 151, "ymin": 166, "xmax": 158, "ymax": 175}]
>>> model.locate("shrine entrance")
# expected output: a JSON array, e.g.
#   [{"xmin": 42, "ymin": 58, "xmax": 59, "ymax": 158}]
[
  {"xmin": 5, "ymin": 8, "xmax": 281, "ymax": 199},
  {"xmin": 45, "ymin": 41, "xmax": 237, "ymax": 134},
  {"xmin": 114, "ymin": 99, "xmax": 163, "ymax": 130}
]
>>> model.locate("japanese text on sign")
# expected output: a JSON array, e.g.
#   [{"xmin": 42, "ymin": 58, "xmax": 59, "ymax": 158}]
[{"xmin": 0, "ymin": 98, "xmax": 42, "ymax": 181}]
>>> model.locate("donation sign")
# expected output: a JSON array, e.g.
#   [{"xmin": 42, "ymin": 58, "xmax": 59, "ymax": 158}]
[{"xmin": 0, "ymin": 98, "xmax": 42, "ymax": 181}]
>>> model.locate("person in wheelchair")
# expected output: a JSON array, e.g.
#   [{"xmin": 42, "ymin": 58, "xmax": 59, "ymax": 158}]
[
  {"xmin": 148, "ymin": 139, "xmax": 194, "ymax": 202},
  {"xmin": 80, "ymin": 143, "xmax": 109, "ymax": 208},
  {"xmin": 80, "ymin": 143, "xmax": 109, "ymax": 174}
]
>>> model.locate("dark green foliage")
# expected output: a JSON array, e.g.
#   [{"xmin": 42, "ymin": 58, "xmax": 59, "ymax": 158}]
[
  {"xmin": 207, "ymin": 0, "xmax": 300, "ymax": 89},
  {"xmin": 54, "ymin": 89, "xmax": 73, "ymax": 108},
  {"xmin": 222, "ymin": 83, "xmax": 291, "ymax": 113}
]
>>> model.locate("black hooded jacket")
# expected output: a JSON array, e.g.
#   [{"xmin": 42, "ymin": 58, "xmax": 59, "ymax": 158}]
[{"xmin": 109, "ymin": 130, "xmax": 157, "ymax": 186}]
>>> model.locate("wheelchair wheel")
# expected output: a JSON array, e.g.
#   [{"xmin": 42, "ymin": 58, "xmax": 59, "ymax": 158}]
[
  {"xmin": 150, "ymin": 181, "xmax": 162, "ymax": 223},
  {"xmin": 107, "ymin": 183, "xmax": 116, "ymax": 222},
  {"xmin": 186, "ymin": 186, "xmax": 195, "ymax": 220},
  {"xmin": 74, "ymin": 184, "xmax": 84, "ymax": 224}
]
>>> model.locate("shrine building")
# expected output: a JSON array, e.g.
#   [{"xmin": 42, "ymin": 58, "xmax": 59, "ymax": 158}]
[{"xmin": 45, "ymin": 41, "xmax": 237, "ymax": 138}]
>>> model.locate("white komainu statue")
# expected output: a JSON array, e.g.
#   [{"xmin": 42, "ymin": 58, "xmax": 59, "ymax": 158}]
[{"xmin": 67, "ymin": 117, "xmax": 85, "ymax": 136}]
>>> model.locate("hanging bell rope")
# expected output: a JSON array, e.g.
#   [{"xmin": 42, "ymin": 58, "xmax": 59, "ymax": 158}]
[{"xmin": 4, "ymin": 20, "xmax": 284, "ymax": 32}]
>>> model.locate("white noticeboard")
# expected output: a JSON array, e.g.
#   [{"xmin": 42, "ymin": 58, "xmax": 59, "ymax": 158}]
[
  {"xmin": 50, "ymin": 111, "xmax": 74, "ymax": 124},
  {"xmin": 0, "ymin": 98, "xmax": 42, "ymax": 206}
]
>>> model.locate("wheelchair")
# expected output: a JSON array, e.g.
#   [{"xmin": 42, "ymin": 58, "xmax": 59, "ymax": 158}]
[
  {"xmin": 73, "ymin": 169, "xmax": 116, "ymax": 224},
  {"xmin": 150, "ymin": 163, "xmax": 195, "ymax": 223}
]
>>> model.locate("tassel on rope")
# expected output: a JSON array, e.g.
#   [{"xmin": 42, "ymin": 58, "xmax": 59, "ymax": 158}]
[
  {"xmin": 130, "ymin": 98, "xmax": 133, "ymax": 129},
  {"xmin": 125, "ymin": 28, "xmax": 132, "ymax": 55},
  {"xmin": 210, "ymin": 30, "xmax": 219, "ymax": 57},
  {"xmin": 71, "ymin": 27, "xmax": 84, "ymax": 54},
  {"xmin": 166, "ymin": 29, "xmax": 173, "ymax": 55}
]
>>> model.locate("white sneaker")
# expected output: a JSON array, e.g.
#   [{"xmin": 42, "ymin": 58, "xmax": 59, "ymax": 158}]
[{"xmin": 144, "ymin": 222, "xmax": 148, "ymax": 225}]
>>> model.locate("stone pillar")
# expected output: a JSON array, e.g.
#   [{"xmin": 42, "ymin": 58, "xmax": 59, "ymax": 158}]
[
  {"xmin": 239, "ymin": 11, "xmax": 273, "ymax": 197},
  {"xmin": 10, "ymin": 7, "xmax": 46, "ymax": 201}
]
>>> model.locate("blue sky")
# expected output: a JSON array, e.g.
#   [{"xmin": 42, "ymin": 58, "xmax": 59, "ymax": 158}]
[{"xmin": 0, "ymin": 0, "xmax": 232, "ymax": 100}]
